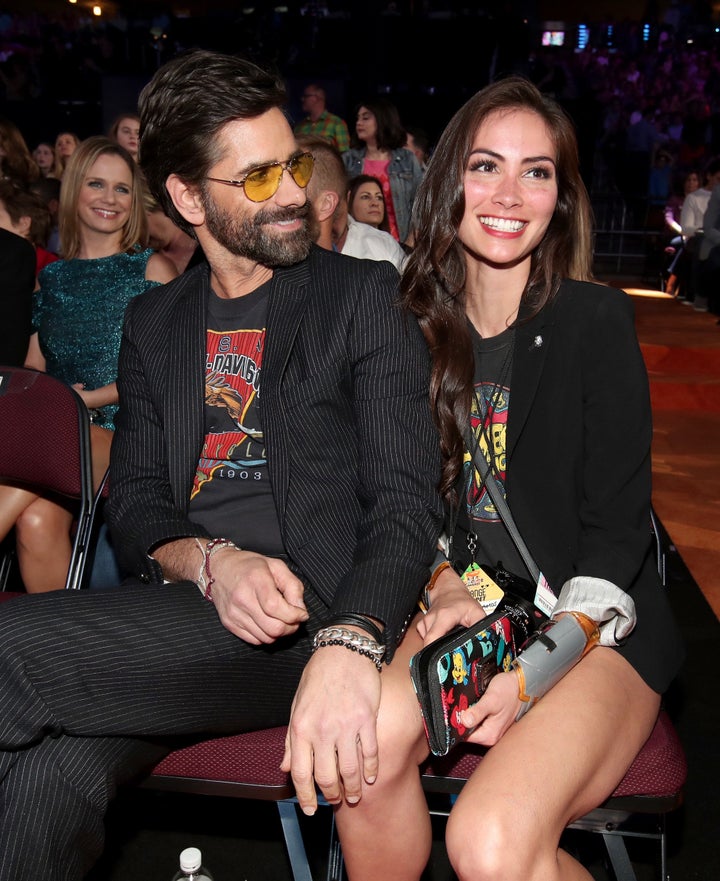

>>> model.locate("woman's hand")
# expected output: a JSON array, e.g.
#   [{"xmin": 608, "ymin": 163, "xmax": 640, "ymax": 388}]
[
  {"xmin": 71, "ymin": 381, "xmax": 118, "ymax": 410},
  {"xmin": 459, "ymin": 669, "xmax": 523, "ymax": 746},
  {"xmin": 417, "ymin": 566, "xmax": 486, "ymax": 645}
]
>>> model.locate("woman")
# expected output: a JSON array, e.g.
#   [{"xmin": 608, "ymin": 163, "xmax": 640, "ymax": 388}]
[
  {"xmin": 32, "ymin": 142, "xmax": 56, "ymax": 178},
  {"xmin": 0, "ymin": 117, "xmax": 39, "ymax": 186},
  {"xmin": 109, "ymin": 113, "xmax": 140, "ymax": 162},
  {"xmin": 664, "ymin": 169, "xmax": 700, "ymax": 296},
  {"xmin": 52, "ymin": 131, "xmax": 81, "ymax": 179},
  {"xmin": 0, "ymin": 179, "xmax": 58, "ymax": 275},
  {"xmin": 332, "ymin": 77, "xmax": 683, "ymax": 881},
  {"xmin": 0, "ymin": 137, "xmax": 176, "ymax": 593},
  {"xmin": 343, "ymin": 97, "xmax": 422, "ymax": 244},
  {"xmin": 347, "ymin": 173, "xmax": 390, "ymax": 233}
]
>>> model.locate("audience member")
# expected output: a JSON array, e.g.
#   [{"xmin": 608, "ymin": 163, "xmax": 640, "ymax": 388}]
[
  {"xmin": 664, "ymin": 168, "xmax": 700, "ymax": 295},
  {"xmin": 331, "ymin": 75, "xmax": 683, "ymax": 881},
  {"xmin": 32, "ymin": 141, "xmax": 56, "ymax": 178},
  {"xmin": 405, "ymin": 126, "xmax": 430, "ymax": 169},
  {"xmin": 299, "ymin": 135, "xmax": 407, "ymax": 271},
  {"xmin": 146, "ymin": 197, "xmax": 199, "ymax": 274},
  {"xmin": 109, "ymin": 113, "xmax": 140, "ymax": 162},
  {"xmin": 697, "ymin": 181, "xmax": 720, "ymax": 314},
  {"xmin": 0, "ymin": 179, "xmax": 57, "ymax": 275},
  {"xmin": 0, "ymin": 117, "xmax": 39, "ymax": 186},
  {"xmin": 0, "ymin": 136, "xmax": 176, "ymax": 595},
  {"xmin": 52, "ymin": 131, "xmax": 81, "ymax": 179},
  {"xmin": 680, "ymin": 155, "xmax": 720, "ymax": 304},
  {"xmin": 0, "ymin": 226, "xmax": 34, "ymax": 365},
  {"xmin": 294, "ymin": 83, "xmax": 350, "ymax": 153},
  {"xmin": 29, "ymin": 175, "xmax": 61, "ymax": 254},
  {"xmin": 347, "ymin": 173, "xmax": 391, "ymax": 233},
  {"xmin": 0, "ymin": 50, "xmax": 440, "ymax": 881},
  {"xmin": 343, "ymin": 96, "xmax": 423, "ymax": 244}
]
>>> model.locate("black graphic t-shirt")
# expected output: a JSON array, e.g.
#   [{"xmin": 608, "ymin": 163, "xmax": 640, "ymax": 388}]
[
  {"xmin": 187, "ymin": 281, "xmax": 285, "ymax": 556},
  {"xmin": 455, "ymin": 324, "xmax": 524, "ymax": 576}
]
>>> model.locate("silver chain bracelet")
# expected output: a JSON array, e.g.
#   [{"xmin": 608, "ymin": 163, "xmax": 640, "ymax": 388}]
[{"xmin": 312, "ymin": 625, "xmax": 385, "ymax": 671}]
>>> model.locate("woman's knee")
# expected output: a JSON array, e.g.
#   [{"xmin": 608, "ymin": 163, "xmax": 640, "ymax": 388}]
[
  {"xmin": 446, "ymin": 805, "xmax": 538, "ymax": 881},
  {"xmin": 15, "ymin": 498, "xmax": 72, "ymax": 548}
]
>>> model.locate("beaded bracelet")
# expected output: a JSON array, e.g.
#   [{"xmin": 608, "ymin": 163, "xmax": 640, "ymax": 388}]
[
  {"xmin": 312, "ymin": 625, "xmax": 385, "ymax": 671},
  {"xmin": 194, "ymin": 537, "xmax": 242, "ymax": 602}
]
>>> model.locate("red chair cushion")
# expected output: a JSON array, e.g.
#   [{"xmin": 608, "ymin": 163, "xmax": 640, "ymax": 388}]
[{"xmin": 151, "ymin": 725, "xmax": 290, "ymax": 787}]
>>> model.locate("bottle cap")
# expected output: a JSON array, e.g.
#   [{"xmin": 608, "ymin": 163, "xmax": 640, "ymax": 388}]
[{"xmin": 180, "ymin": 847, "xmax": 202, "ymax": 873}]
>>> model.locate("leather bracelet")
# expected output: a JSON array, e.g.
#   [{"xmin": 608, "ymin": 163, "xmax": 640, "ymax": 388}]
[
  {"xmin": 324, "ymin": 613, "xmax": 383, "ymax": 644},
  {"xmin": 194, "ymin": 537, "xmax": 241, "ymax": 602},
  {"xmin": 420, "ymin": 559, "xmax": 452, "ymax": 612},
  {"xmin": 312, "ymin": 626, "xmax": 385, "ymax": 671}
]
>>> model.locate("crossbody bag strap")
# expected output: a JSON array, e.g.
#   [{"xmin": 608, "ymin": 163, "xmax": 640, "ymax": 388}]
[{"xmin": 463, "ymin": 425, "xmax": 541, "ymax": 585}]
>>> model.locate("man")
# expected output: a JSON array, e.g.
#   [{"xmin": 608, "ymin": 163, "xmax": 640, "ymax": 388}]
[
  {"xmin": 297, "ymin": 134, "xmax": 407, "ymax": 271},
  {"xmin": 681, "ymin": 155, "xmax": 720, "ymax": 307},
  {"xmin": 0, "ymin": 227, "xmax": 35, "ymax": 365},
  {"xmin": 294, "ymin": 82, "xmax": 350, "ymax": 153},
  {"xmin": 0, "ymin": 51, "xmax": 441, "ymax": 881}
]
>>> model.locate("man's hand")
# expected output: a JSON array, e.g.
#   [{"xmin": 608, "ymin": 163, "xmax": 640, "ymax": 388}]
[
  {"xmin": 210, "ymin": 549, "xmax": 308, "ymax": 644},
  {"xmin": 281, "ymin": 645, "xmax": 382, "ymax": 816}
]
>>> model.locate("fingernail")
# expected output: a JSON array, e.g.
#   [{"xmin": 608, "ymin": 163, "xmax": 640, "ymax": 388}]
[
  {"xmin": 346, "ymin": 795, "xmax": 360, "ymax": 804},
  {"xmin": 302, "ymin": 806, "xmax": 316, "ymax": 816}
]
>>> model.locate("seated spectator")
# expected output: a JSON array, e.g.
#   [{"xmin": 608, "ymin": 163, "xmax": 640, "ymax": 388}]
[
  {"xmin": 146, "ymin": 197, "xmax": 199, "ymax": 274},
  {"xmin": 664, "ymin": 169, "xmax": 700, "ymax": 296},
  {"xmin": 344, "ymin": 96, "xmax": 423, "ymax": 244},
  {"xmin": 294, "ymin": 83, "xmax": 350, "ymax": 153},
  {"xmin": 0, "ymin": 179, "xmax": 58, "ymax": 276},
  {"xmin": 29, "ymin": 176, "xmax": 61, "ymax": 254},
  {"xmin": 109, "ymin": 113, "xmax": 140, "ymax": 163},
  {"xmin": 347, "ymin": 173, "xmax": 391, "ymax": 233},
  {"xmin": 32, "ymin": 141, "xmax": 56, "ymax": 178},
  {"xmin": 52, "ymin": 131, "xmax": 81, "ymax": 179},
  {"xmin": 405, "ymin": 126, "xmax": 430, "ymax": 170},
  {"xmin": 0, "ymin": 117, "xmax": 39, "ymax": 186},
  {"xmin": 298, "ymin": 134, "xmax": 407, "ymax": 271},
  {"xmin": 0, "ymin": 136, "xmax": 177, "ymax": 593},
  {"xmin": 680, "ymin": 155, "xmax": 720, "ymax": 305},
  {"xmin": 0, "ymin": 226, "xmax": 35, "ymax": 365}
]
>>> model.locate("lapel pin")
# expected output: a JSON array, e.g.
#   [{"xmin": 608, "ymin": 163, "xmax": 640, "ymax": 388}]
[{"xmin": 530, "ymin": 335, "xmax": 544, "ymax": 350}]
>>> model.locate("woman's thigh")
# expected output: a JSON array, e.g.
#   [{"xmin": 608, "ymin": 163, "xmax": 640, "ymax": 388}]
[{"xmin": 448, "ymin": 647, "xmax": 661, "ymax": 849}]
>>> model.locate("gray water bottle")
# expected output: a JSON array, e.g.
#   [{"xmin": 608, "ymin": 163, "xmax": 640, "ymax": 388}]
[{"xmin": 171, "ymin": 847, "xmax": 215, "ymax": 881}]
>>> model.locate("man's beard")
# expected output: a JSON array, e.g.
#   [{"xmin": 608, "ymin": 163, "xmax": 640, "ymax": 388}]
[{"xmin": 202, "ymin": 190, "xmax": 315, "ymax": 267}]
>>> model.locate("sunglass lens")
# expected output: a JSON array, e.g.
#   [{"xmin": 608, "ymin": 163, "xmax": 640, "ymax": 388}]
[
  {"xmin": 290, "ymin": 154, "xmax": 314, "ymax": 188},
  {"xmin": 244, "ymin": 164, "xmax": 283, "ymax": 202}
]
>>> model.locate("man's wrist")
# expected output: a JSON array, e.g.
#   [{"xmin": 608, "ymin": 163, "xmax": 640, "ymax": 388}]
[{"xmin": 194, "ymin": 537, "xmax": 242, "ymax": 602}]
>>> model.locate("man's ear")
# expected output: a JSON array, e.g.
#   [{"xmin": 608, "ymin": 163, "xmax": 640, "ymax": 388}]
[
  {"xmin": 165, "ymin": 174, "xmax": 205, "ymax": 229},
  {"xmin": 315, "ymin": 189, "xmax": 340, "ymax": 224}
]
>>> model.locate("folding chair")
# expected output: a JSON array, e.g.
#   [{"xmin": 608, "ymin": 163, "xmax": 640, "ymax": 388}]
[
  {"xmin": 0, "ymin": 365, "xmax": 94, "ymax": 591},
  {"xmin": 144, "ymin": 706, "xmax": 685, "ymax": 881},
  {"xmin": 420, "ymin": 708, "xmax": 686, "ymax": 881}
]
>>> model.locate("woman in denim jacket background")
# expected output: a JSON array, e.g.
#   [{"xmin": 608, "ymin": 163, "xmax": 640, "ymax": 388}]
[{"xmin": 343, "ymin": 96, "xmax": 423, "ymax": 244}]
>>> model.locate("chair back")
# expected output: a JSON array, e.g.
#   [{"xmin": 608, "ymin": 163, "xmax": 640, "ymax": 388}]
[{"xmin": 0, "ymin": 366, "xmax": 94, "ymax": 589}]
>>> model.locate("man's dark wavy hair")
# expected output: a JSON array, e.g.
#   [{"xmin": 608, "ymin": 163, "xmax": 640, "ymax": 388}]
[{"xmin": 138, "ymin": 50, "xmax": 287, "ymax": 236}]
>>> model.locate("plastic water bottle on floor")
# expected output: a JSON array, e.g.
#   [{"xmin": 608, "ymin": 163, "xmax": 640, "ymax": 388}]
[{"xmin": 171, "ymin": 847, "xmax": 215, "ymax": 881}]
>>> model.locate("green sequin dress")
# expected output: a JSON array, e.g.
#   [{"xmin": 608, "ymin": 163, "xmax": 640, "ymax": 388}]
[{"xmin": 34, "ymin": 248, "xmax": 162, "ymax": 428}]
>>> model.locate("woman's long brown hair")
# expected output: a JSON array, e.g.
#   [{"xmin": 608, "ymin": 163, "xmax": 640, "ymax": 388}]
[{"xmin": 401, "ymin": 76, "xmax": 594, "ymax": 499}]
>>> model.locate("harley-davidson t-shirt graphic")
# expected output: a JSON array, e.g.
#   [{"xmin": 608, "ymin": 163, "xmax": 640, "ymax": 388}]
[{"xmin": 188, "ymin": 283, "xmax": 284, "ymax": 555}]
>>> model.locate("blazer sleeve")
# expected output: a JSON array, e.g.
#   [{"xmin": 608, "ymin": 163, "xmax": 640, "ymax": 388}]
[
  {"xmin": 106, "ymin": 294, "xmax": 209, "ymax": 581},
  {"xmin": 324, "ymin": 262, "xmax": 443, "ymax": 652},
  {"xmin": 575, "ymin": 287, "xmax": 654, "ymax": 590}
]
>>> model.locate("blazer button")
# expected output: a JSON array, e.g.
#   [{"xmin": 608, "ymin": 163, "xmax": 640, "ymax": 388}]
[{"xmin": 139, "ymin": 574, "xmax": 150, "ymax": 583}]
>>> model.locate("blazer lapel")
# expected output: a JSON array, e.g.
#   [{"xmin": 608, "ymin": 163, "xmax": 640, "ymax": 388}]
[
  {"xmin": 507, "ymin": 301, "xmax": 554, "ymax": 460},
  {"xmin": 165, "ymin": 271, "xmax": 209, "ymax": 511},
  {"xmin": 261, "ymin": 260, "xmax": 311, "ymax": 525}
]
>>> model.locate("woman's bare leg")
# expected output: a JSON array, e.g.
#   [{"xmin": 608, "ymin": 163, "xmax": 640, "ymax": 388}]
[
  {"xmin": 15, "ymin": 426, "xmax": 113, "ymax": 593},
  {"xmin": 446, "ymin": 647, "xmax": 661, "ymax": 881},
  {"xmin": 334, "ymin": 618, "xmax": 432, "ymax": 881},
  {"xmin": 15, "ymin": 498, "xmax": 74, "ymax": 592},
  {"xmin": 0, "ymin": 485, "xmax": 38, "ymax": 542}
]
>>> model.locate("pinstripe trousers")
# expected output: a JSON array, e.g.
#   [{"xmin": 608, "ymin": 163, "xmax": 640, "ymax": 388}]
[{"xmin": 0, "ymin": 582, "xmax": 317, "ymax": 881}]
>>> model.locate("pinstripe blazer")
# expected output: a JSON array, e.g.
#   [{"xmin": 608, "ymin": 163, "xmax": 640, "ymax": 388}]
[{"xmin": 107, "ymin": 245, "xmax": 443, "ymax": 656}]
